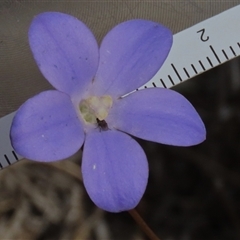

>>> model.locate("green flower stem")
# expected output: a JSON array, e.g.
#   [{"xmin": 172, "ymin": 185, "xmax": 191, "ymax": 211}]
[{"xmin": 128, "ymin": 209, "xmax": 161, "ymax": 240}]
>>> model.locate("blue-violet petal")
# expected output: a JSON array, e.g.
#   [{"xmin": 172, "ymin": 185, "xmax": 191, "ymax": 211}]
[
  {"xmin": 28, "ymin": 12, "xmax": 99, "ymax": 98},
  {"xmin": 92, "ymin": 19, "xmax": 172, "ymax": 97},
  {"xmin": 82, "ymin": 130, "xmax": 148, "ymax": 212},
  {"xmin": 10, "ymin": 90, "xmax": 84, "ymax": 161},
  {"xmin": 108, "ymin": 88, "xmax": 206, "ymax": 146}
]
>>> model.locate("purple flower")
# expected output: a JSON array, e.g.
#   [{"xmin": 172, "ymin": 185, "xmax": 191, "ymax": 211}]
[{"xmin": 10, "ymin": 12, "xmax": 206, "ymax": 212}]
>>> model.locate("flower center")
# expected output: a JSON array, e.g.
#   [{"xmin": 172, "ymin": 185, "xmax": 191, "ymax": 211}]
[{"xmin": 79, "ymin": 95, "xmax": 113, "ymax": 124}]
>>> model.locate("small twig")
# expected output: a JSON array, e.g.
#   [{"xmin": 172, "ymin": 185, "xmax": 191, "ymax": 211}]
[{"xmin": 128, "ymin": 208, "xmax": 161, "ymax": 240}]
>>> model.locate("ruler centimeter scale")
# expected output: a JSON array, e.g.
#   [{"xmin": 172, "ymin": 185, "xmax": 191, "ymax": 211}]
[{"xmin": 1, "ymin": 5, "xmax": 240, "ymax": 169}]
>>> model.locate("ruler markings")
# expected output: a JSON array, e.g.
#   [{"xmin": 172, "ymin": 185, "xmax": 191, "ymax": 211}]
[
  {"xmin": 206, "ymin": 57, "xmax": 214, "ymax": 67},
  {"xmin": 210, "ymin": 45, "xmax": 221, "ymax": 64},
  {"xmin": 235, "ymin": 43, "xmax": 239, "ymax": 50},
  {"xmin": 222, "ymin": 49, "xmax": 229, "ymax": 60},
  {"xmin": 2, "ymin": 152, "xmax": 18, "ymax": 165},
  {"xmin": 154, "ymin": 79, "xmax": 163, "ymax": 88},
  {"xmin": 225, "ymin": 47, "xmax": 236, "ymax": 59},
  {"xmin": 168, "ymin": 75, "xmax": 175, "ymax": 85},
  {"xmin": 191, "ymin": 64, "xmax": 198, "ymax": 74},
  {"xmin": 171, "ymin": 63, "xmax": 183, "ymax": 81},
  {"xmin": 160, "ymin": 79, "xmax": 167, "ymax": 88},
  {"xmin": 140, "ymin": 5, "xmax": 240, "ymax": 91},
  {"xmin": 233, "ymin": 43, "xmax": 239, "ymax": 54},
  {"xmin": 1, "ymin": 5, "xmax": 240, "ymax": 169},
  {"xmin": 12, "ymin": 151, "xmax": 19, "ymax": 161},
  {"xmin": 4, "ymin": 155, "xmax": 11, "ymax": 165},
  {"xmin": 198, "ymin": 60, "xmax": 206, "ymax": 71},
  {"xmin": 230, "ymin": 46, "xmax": 237, "ymax": 56},
  {"xmin": 183, "ymin": 68, "xmax": 190, "ymax": 78}
]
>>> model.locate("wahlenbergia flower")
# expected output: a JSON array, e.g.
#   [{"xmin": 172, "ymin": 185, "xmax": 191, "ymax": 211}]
[{"xmin": 10, "ymin": 12, "xmax": 206, "ymax": 212}]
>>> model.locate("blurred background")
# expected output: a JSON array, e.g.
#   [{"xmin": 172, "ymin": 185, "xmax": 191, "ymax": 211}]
[{"xmin": 1, "ymin": 1, "xmax": 240, "ymax": 239}]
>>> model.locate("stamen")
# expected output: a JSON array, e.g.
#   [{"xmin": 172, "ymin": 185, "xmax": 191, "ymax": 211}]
[{"xmin": 79, "ymin": 95, "xmax": 113, "ymax": 125}]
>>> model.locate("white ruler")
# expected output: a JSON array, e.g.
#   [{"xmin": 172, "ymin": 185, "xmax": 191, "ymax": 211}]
[{"xmin": 1, "ymin": 5, "xmax": 240, "ymax": 169}]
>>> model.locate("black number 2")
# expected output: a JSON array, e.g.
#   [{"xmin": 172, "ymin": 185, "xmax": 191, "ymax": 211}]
[{"xmin": 197, "ymin": 28, "xmax": 209, "ymax": 42}]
